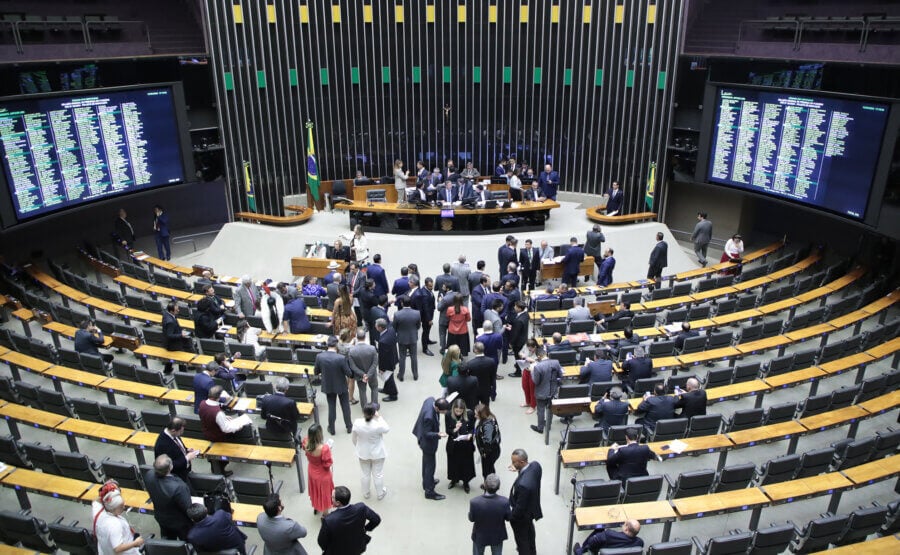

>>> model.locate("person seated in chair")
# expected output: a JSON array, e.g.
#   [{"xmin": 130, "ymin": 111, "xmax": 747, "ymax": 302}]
[
  {"xmin": 574, "ymin": 519, "xmax": 644, "ymax": 554},
  {"xmin": 593, "ymin": 387, "xmax": 629, "ymax": 430},
  {"xmin": 606, "ymin": 427, "xmax": 657, "ymax": 480},
  {"xmin": 672, "ymin": 321, "xmax": 699, "ymax": 351},
  {"xmin": 186, "ymin": 503, "xmax": 247, "ymax": 555},
  {"xmin": 579, "ymin": 350, "xmax": 613, "ymax": 384},
  {"xmin": 633, "ymin": 384, "xmax": 676, "ymax": 435},
  {"xmin": 620, "ymin": 345, "xmax": 653, "ymax": 391},
  {"xmin": 74, "ymin": 318, "xmax": 114, "ymax": 364},
  {"xmin": 595, "ymin": 302, "xmax": 634, "ymax": 330}
]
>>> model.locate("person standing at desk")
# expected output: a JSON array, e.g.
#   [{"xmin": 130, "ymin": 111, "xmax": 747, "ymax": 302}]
[
  {"xmin": 597, "ymin": 248, "xmax": 616, "ymax": 288},
  {"xmin": 584, "ymin": 224, "xmax": 606, "ymax": 280},
  {"xmin": 538, "ymin": 164, "xmax": 560, "ymax": 201},
  {"xmin": 154, "ymin": 416, "xmax": 200, "ymax": 483},
  {"xmin": 498, "ymin": 235, "xmax": 517, "ymax": 284},
  {"xmin": 647, "ymin": 232, "xmax": 668, "ymax": 290},
  {"xmin": 720, "ymin": 233, "xmax": 745, "ymax": 276},
  {"xmin": 692, "ymin": 211, "xmax": 713, "ymax": 267},
  {"xmin": 561, "ymin": 237, "xmax": 586, "ymax": 287},
  {"xmin": 153, "ymin": 205, "xmax": 171, "ymax": 260},
  {"xmin": 604, "ymin": 181, "xmax": 624, "ymax": 216},
  {"xmin": 519, "ymin": 239, "xmax": 541, "ymax": 292},
  {"xmin": 393, "ymin": 159, "xmax": 409, "ymax": 205}
]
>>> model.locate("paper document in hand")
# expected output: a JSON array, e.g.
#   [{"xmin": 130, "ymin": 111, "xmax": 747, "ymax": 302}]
[
  {"xmin": 232, "ymin": 398, "xmax": 251, "ymax": 411},
  {"xmin": 446, "ymin": 391, "xmax": 459, "ymax": 403},
  {"xmin": 382, "ymin": 370, "xmax": 393, "ymax": 382},
  {"xmin": 663, "ymin": 324, "xmax": 681, "ymax": 334},
  {"xmin": 553, "ymin": 256, "xmax": 565, "ymax": 263},
  {"xmin": 667, "ymin": 439, "xmax": 688, "ymax": 454}
]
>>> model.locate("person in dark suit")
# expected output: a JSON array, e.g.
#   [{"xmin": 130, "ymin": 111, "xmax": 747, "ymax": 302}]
[
  {"xmin": 162, "ymin": 302, "xmax": 192, "ymax": 374},
  {"xmin": 315, "ymin": 336, "xmax": 354, "ymax": 435},
  {"xmin": 691, "ymin": 211, "xmax": 713, "ymax": 267},
  {"xmin": 647, "ymin": 232, "xmax": 669, "ymax": 288},
  {"xmin": 192, "ymin": 364, "xmax": 217, "ymax": 414},
  {"xmin": 597, "ymin": 248, "xmax": 616, "ymax": 288},
  {"xmin": 411, "ymin": 276, "xmax": 436, "ymax": 355},
  {"xmin": 466, "ymin": 342, "xmax": 498, "ymax": 406},
  {"xmin": 596, "ymin": 301, "xmax": 633, "ymax": 330},
  {"xmin": 579, "ymin": 350, "xmax": 613, "ymax": 384},
  {"xmin": 375, "ymin": 319, "xmax": 399, "ymax": 402},
  {"xmin": 606, "ymin": 427, "xmax": 658, "ymax": 480},
  {"xmin": 144, "ymin": 454, "xmax": 193, "ymax": 540},
  {"xmin": 673, "ymin": 321, "xmax": 699, "ymax": 351},
  {"xmin": 257, "ymin": 493, "xmax": 309, "ymax": 555},
  {"xmin": 610, "ymin": 326, "xmax": 641, "ymax": 359},
  {"xmin": 505, "ymin": 301, "xmax": 530, "ymax": 377},
  {"xmin": 604, "ymin": 181, "xmax": 623, "ymax": 216},
  {"xmin": 518, "ymin": 239, "xmax": 541, "ymax": 292},
  {"xmin": 393, "ymin": 297, "xmax": 421, "ymax": 380},
  {"xmin": 366, "ymin": 255, "xmax": 389, "ymax": 297},
  {"xmin": 113, "ymin": 208, "xmax": 135, "ymax": 248},
  {"xmin": 447, "ymin": 365, "xmax": 479, "ymax": 410},
  {"xmin": 593, "ymin": 387, "xmax": 630, "ymax": 430},
  {"xmin": 469, "ymin": 473, "xmax": 511, "ymax": 554},
  {"xmin": 153, "ymin": 205, "xmax": 171, "ymax": 260},
  {"xmin": 621, "ymin": 345, "xmax": 654, "ymax": 391},
  {"xmin": 186, "ymin": 504, "xmax": 247, "ymax": 554},
  {"xmin": 412, "ymin": 397, "xmax": 450, "ymax": 500},
  {"xmin": 73, "ymin": 318, "xmax": 113, "ymax": 364},
  {"xmin": 326, "ymin": 240, "xmax": 351, "ymax": 262},
  {"xmin": 468, "ymin": 260, "xmax": 486, "ymax": 297},
  {"xmin": 523, "ymin": 181, "xmax": 546, "ymax": 202},
  {"xmin": 509, "ymin": 449, "xmax": 542, "ymax": 555},
  {"xmin": 470, "ymin": 275, "xmax": 491, "ymax": 336},
  {"xmin": 497, "ymin": 235, "xmax": 517, "ymax": 278},
  {"xmin": 537, "ymin": 164, "xmax": 560, "ymax": 200},
  {"xmin": 259, "ymin": 377, "xmax": 302, "ymax": 438},
  {"xmin": 674, "ymin": 377, "xmax": 708, "ymax": 419},
  {"xmin": 584, "ymin": 224, "xmax": 606, "ymax": 280},
  {"xmin": 634, "ymin": 384, "xmax": 677, "ymax": 434},
  {"xmin": 317, "ymin": 486, "xmax": 381, "ymax": 555},
  {"xmin": 561, "ymin": 237, "xmax": 585, "ymax": 287},
  {"xmin": 574, "ymin": 520, "xmax": 644, "ymax": 555},
  {"xmin": 390, "ymin": 266, "xmax": 410, "ymax": 298},
  {"xmin": 369, "ymin": 295, "xmax": 390, "ymax": 343},
  {"xmin": 154, "ymin": 417, "xmax": 200, "ymax": 483},
  {"xmin": 438, "ymin": 180, "xmax": 457, "ymax": 204}
]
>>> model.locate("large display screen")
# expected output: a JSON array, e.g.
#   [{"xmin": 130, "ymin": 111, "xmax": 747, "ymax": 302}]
[
  {"xmin": 0, "ymin": 85, "xmax": 186, "ymax": 221},
  {"xmin": 706, "ymin": 87, "xmax": 889, "ymax": 220}
]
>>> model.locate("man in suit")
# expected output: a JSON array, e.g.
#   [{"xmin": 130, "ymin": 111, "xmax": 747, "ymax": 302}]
[
  {"xmin": 113, "ymin": 208, "xmax": 135, "ymax": 248},
  {"xmin": 604, "ymin": 181, "xmax": 623, "ymax": 216},
  {"xmin": 259, "ymin": 378, "xmax": 302, "ymax": 438},
  {"xmin": 390, "ymin": 266, "xmax": 410, "ymax": 298},
  {"xmin": 450, "ymin": 255, "xmax": 472, "ymax": 304},
  {"xmin": 567, "ymin": 297, "xmax": 592, "ymax": 330},
  {"xmin": 257, "ymin": 493, "xmax": 308, "ymax": 555},
  {"xmin": 162, "ymin": 302, "xmax": 192, "ymax": 374},
  {"xmin": 366, "ymin": 254, "xmax": 389, "ymax": 297},
  {"xmin": 375, "ymin": 319, "xmax": 398, "ymax": 402},
  {"xmin": 411, "ymin": 276, "xmax": 436, "ymax": 355},
  {"xmin": 544, "ymin": 332, "xmax": 572, "ymax": 353},
  {"xmin": 348, "ymin": 329, "xmax": 379, "ymax": 406},
  {"xmin": 579, "ymin": 350, "xmax": 613, "ymax": 384},
  {"xmin": 476, "ymin": 320, "xmax": 504, "ymax": 368},
  {"xmin": 154, "ymin": 417, "xmax": 200, "ymax": 483},
  {"xmin": 561, "ymin": 236, "xmax": 585, "ymax": 287},
  {"xmin": 675, "ymin": 377, "xmax": 708, "ymax": 419},
  {"xmin": 369, "ymin": 295, "xmax": 390, "ymax": 342},
  {"xmin": 634, "ymin": 384, "xmax": 677, "ymax": 434},
  {"xmin": 436, "ymin": 283, "xmax": 458, "ymax": 354},
  {"xmin": 153, "ymin": 204, "xmax": 171, "ymax": 260},
  {"xmin": 233, "ymin": 275, "xmax": 260, "ymax": 318},
  {"xmin": 412, "ymin": 397, "xmax": 450, "ymax": 500},
  {"xmin": 584, "ymin": 224, "xmax": 606, "ymax": 280},
  {"xmin": 318, "ymin": 486, "xmax": 381, "ymax": 555},
  {"xmin": 447, "ymin": 365, "xmax": 479, "ymax": 410},
  {"xmin": 316, "ymin": 336, "xmax": 355, "ymax": 435},
  {"xmin": 435, "ymin": 263, "xmax": 461, "ymax": 294},
  {"xmin": 537, "ymin": 164, "xmax": 560, "ymax": 201},
  {"xmin": 468, "ymin": 260, "xmax": 486, "ymax": 300},
  {"xmin": 518, "ymin": 239, "xmax": 541, "ymax": 292},
  {"xmin": 144, "ymin": 455, "xmax": 193, "ymax": 540},
  {"xmin": 73, "ymin": 318, "xmax": 113, "ymax": 364},
  {"xmin": 691, "ymin": 211, "xmax": 713, "ymax": 267},
  {"xmin": 598, "ymin": 248, "xmax": 616, "ymax": 288},
  {"xmin": 574, "ymin": 520, "xmax": 644, "ymax": 555},
  {"xmin": 509, "ymin": 449, "xmax": 542, "ymax": 555},
  {"xmin": 673, "ymin": 321, "xmax": 700, "ymax": 351},
  {"xmin": 531, "ymin": 349, "xmax": 561, "ymax": 434},
  {"xmin": 621, "ymin": 345, "xmax": 654, "ymax": 391},
  {"xmin": 282, "ymin": 296, "xmax": 311, "ymax": 334},
  {"xmin": 469, "ymin": 473, "xmax": 511, "ymax": 554},
  {"xmin": 596, "ymin": 300, "xmax": 633, "ymax": 331},
  {"xmin": 606, "ymin": 427, "xmax": 658, "ymax": 480},
  {"xmin": 647, "ymin": 232, "xmax": 669, "ymax": 289},
  {"xmin": 593, "ymin": 387, "xmax": 630, "ymax": 430},
  {"xmin": 497, "ymin": 235, "xmax": 517, "ymax": 278},
  {"xmin": 523, "ymin": 181, "xmax": 546, "ymax": 202},
  {"xmin": 325, "ymin": 272, "xmax": 342, "ymax": 310},
  {"xmin": 192, "ymin": 364, "xmax": 223, "ymax": 414},
  {"xmin": 393, "ymin": 297, "xmax": 422, "ymax": 380},
  {"xmin": 470, "ymin": 275, "xmax": 491, "ymax": 336},
  {"xmin": 438, "ymin": 180, "xmax": 457, "ymax": 204},
  {"xmin": 506, "ymin": 301, "xmax": 530, "ymax": 377},
  {"xmin": 466, "ymin": 342, "xmax": 498, "ymax": 406},
  {"xmin": 481, "ymin": 282, "xmax": 508, "ymax": 325},
  {"xmin": 186, "ymin": 503, "xmax": 247, "ymax": 554}
]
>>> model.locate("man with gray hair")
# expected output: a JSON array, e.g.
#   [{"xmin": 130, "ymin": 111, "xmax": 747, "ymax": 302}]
[
  {"xmin": 348, "ymin": 328, "xmax": 379, "ymax": 405},
  {"xmin": 451, "ymin": 254, "xmax": 472, "ymax": 304},
  {"xmin": 233, "ymin": 275, "xmax": 260, "ymax": 318},
  {"xmin": 622, "ymin": 345, "xmax": 654, "ymax": 391},
  {"xmin": 259, "ymin": 377, "xmax": 302, "ymax": 437},
  {"xmin": 468, "ymin": 473, "xmax": 510, "ymax": 554},
  {"xmin": 566, "ymin": 296, "xmax": 591, "ymax": 328},
  {"xmin": 593, "ymin": 386, "xmax": 629, "ymax": 431},
  {"xmin": 144, "ymin": 454, "xmax": 192, "ymax": 540}
]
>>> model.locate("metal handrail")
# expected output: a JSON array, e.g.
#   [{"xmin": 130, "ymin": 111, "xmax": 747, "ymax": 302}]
[
  {"xmin": 9, "ymin": 18, "xmax": 152, "ymax": 54},
  {"xmin": 85, "ymin": 19, "xmax": 151, "ymax": 52},
  {"xmin": 736, "ymin": 18, "xmax": 801, "ymax": 51}
]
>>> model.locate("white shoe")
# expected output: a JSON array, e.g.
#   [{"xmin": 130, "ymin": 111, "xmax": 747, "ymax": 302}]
[
  {"xmin": 377, "ymin": 488, "xmax": 387, "ymax": 500},
  {"xmin": 363, "ymin": 491, "xmax": 371, "ymax": 499}
]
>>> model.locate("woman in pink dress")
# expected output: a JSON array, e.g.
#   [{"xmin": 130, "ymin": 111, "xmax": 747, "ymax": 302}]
[{"xmin": 302, "ymin": 423, "xmax": 334, "ymax": 515}]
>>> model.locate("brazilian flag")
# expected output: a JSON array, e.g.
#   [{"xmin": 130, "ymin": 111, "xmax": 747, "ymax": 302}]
[
  {"xmin": 305, "ymin": 121, "xmax": 320, "ymax": 202},
  {"xmin": 243, "ymin": 160, "xmax": 256, "ymax": 212},
  {"xmin": 645, "ymin": 161, "xmax": 656, "ymax": 211}
]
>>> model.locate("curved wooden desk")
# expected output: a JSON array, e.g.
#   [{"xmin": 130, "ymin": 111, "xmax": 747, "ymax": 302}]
[
  {"xmin": 234, "ymin": 208, "xmax": 313, "ymax": 226},
  {"xmin": 586, "ymin": 206, "xmax": 657, "ymax": 224}
]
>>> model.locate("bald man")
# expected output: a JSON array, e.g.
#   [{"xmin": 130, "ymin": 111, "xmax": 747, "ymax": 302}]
[
  {"xmin": 674, "ymin": 377, "xmax": 707, "ymax": 419},
  {"xmin": 574, "ymin": 519, "xmax": 643, "ymax": 554}
]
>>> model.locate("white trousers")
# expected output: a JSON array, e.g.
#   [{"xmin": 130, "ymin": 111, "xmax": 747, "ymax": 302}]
[{"xmin": 359, "ymin": 457, "xmax": 386, "ymax": 496}]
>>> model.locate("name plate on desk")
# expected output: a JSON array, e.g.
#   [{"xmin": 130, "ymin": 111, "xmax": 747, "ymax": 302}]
[
  {"xmin": 551, "ymin": 396, "xmax": 592, "ymax": 416},
  {"xmin": 110, "ymin": 333, "xmax": 141, "ymax": 350}
]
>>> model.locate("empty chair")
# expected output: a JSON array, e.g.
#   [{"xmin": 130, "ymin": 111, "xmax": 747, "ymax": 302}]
[
  {"xmin": 665, "ymin": 468, "xmax": 716, "ymax": 499},
  {"xmin": 879, "ymin": 500, "xmax": 900, "ymax": 536},
  {"xmin": 22, "ymin": 442, "xmax": 61, "ymax": 474},
  {"xmin": 47, "ymin": 521, "xmax": 97, "ymax": 555},
  {"xmin": 790, "ymin": 347, "xmax": 818, "ymax": 370},
  {"xmin": 755, "ymin": 454, "xmax": 801, "ymax": 485},
  {"xmin": 687, "ymin": 414, "xmax": 723, "ymax": 438},
  {"xmin": 797, "ymin": 393, "xmax": 832, "ymax": 418},
  {"xmin": 565, "ymin": 428, "xmax": 604, "ymax": 450},
  {"xmin": 0, "ymin": 375, "xmax": 21, "ymax": 404},
  {"xmin": 679, "ymin": 335, "xmax": 707, "ymax": 355},
  {"xmin": 231, "ymin": 476, "xmax": 283, "ymax": 505},
  {"xmin": 141, "ymin": 409, "xmax": 172, "ymax": 433},
  {"xmin": 143, "ymin": 539, "xmax": 195, "ymax": 555},
  {"xmin": 54, "ymin": 451, "xmax": 105, "ymax": 483},
  {"xmin": 748, "ymin": 522, "xmax": 796, "ymax": 555},
  {"xmin": 790, "ymin": 513, "xmax": 850, "ymax": 553},
  {"xmin": 603, "ymin": 425, "xmax": 631, "ymax": 446},
  {"xmin": 783, "ymin": 311, "xmax": 810, "ymax": 332},
  {"xmin": 0, "ymin": 510, "xmax": 57, "ymax": 552},
  {"xmin": 57, "ymin": 347, "xmax": 82, "ymax": 368},
  {"xmin": 575, "ymin": 479, "xmax": 622, "ymax": 507},
  {"xmin": 648, "ymin": 340, "xmax": 675, "ymax": 358},
  {"xmin": 37, "ymin": 387, "xmax": 75, "ymax": 417},
  {"xmin": 666, "ymin": 375, "xmax": 693, "ymax": 393},
  {"xmin": 181, "ymin": 414, "xmax": 206, "ymax": 440},
  {"xmin": 803, "ymin": 305, "xmax": 830, "ymax": 325},
  {"xmin": 548, "ymin": 350, "xmax": 578, "ymax": 365},
  {"xmin": 736, "ymin": 294, "xmax": 758, "ymax": 310},
  {"xmin": 258, "ymin": 428, "xmax": 297, "ymax": 449},
  {"xmin": 713, "ymin": 462, "xmax": 757, "ymax": 493},
  {"xmin": 704, "ymin": 367, "xmax": 733, "ymax": 389},
  {"xmin": 870, "ymin": 428, "xmax": 900, "ymax": 460},
  {"xmin": 694, "ymin": 530, "xmax": 753, "ymax": 555},
  {"xmin": 173, "ymin": 371, "xmax": 196, "ymax": 390},
  {"xmin": 0, "ymin": 435, "xmax": 33, "ymax": 469},
  {"xmin": 688, "ymin": 304, "xmax": 711, "ymax": 320},
  {"xmin": 101, "ymin": 458, "xmax": 145, "ymax": 490},
  {"xmin": 285, "ymin": 383, "xmax": 315, "ymax": 405},
  {"xmin": 727, "ymin": 408, "xmax": 764, "ymax": 432},
  {"xmin": 664, "ymin": 309, "xmax": 688, "ymax": 325},
  {"xmin": 295, "ymin": 348, "xmax": 320, "ymax": 364},
  {"xmin": 620, "ymin": 475, "xmax": 663, "ymax": 503},
  {"xmin": 732, "ymin": 361, "xmax": 761, "ymax": 384},
  {"xmin": 100, "ymin": 404, "xmax": 144, "ymax": 430},
  {"xmin": 242, "ymin": 380, "xmax": 275, "ymax": 397},
  {"xmin": 606, "ymin": 317, "xmax": 633, "ymax": 332},
  {"xmin": 265, "ymin": 346, "xmax": 295, "ymax": 363},
  {"xmin": 79, "ymin": 352, "xmax": 109, "ymax": 376},
  {"xmin": 833, "ymin": 504, "xmax": 890, "ymax": 546},
  {"xmin": 189, "ymin": 472, "xmax": 231, "ymax": 497},
  {"xmin": 855, "ymin": 375, "xmax": 887, "ymax": 404},
  {"xmin": 795, "ymin": 447, "xmax": 835, "ymax": 478},
  {"xmin": 716, "ymin": 275, "xmax": 735, "ymax": 287},
  {"xmin": 136, "ymin": 367, "xmax": 173, "ymax": 387},
  {"xmin": 569, "ymin": 320, "xmax": 596, "ymax": 333},
  {"xmin": 111, "ymin": 360, "xmax": 138, "ymax": 380},
  {"xmin": 229, "ymin": 343, "xmax": 258, "ymax": 359},
  {"xmin": 830, "ymin": 436, "xmax": 875, "ymax": 471},
  {"xmin": 706, "ymin": 330, "xmax": 733, "ymax": 350},
  {"xmin": 818, "ymin": 341, "xmax": 845, "ymax": 364},
  {"xmin": 647, "ymin": 540, "xmax": 694, "ymax": 555},
  {"xmin": 630, "ymin": 313, "xmax": 658, "ymax": 329},
  {"xmin": 588, "ymin": 381, "xmax": 617, "ymax": 400},
  {"xmin": 738, "ymin": 322, "xmax": 763, "ymax": 343},
  {"xmin": 199, "ymin": 338, "xmax": 228, "ymax": 355},
  {"xmin": 228, "ymin": 423, "xmax": 259, "ymax": 445},
  {"xmin": 620, "ymin": 291, "xmax": 643, "ymax": 305},
  {"xmin": 541, "ymin": 322, "xmax": 567, "ymax": 336},
  {"xmin": 714, "ymin": 297, "xmax": 737, "ymax": 316},
  {"xmin": 70, "ymin": 398, "xmax": 105, "ymax": 423},
  {"xmin": 14, "ymin": 380, "xmax": 41, "ymax": 407},
  {"xmin": 558, "ymin": 384, "xmax": 590, "ymax": 399},
  {"xmin": 672, "ymin": 282, "xmax": 693, "ymax": 297},
  {"xmin": 648, "ymin": 418, "xmax": 688, "ymax": 442},
  {"xmin": 763, "ymin": 354, "xmax": 794, "ymax": 377},
  {"xmin": 534, "ymin": 298, "xmax": 560, "ymax": 311},
  {"xmin": 29, "ymin": 338, "xmax": 57, "ymax": 363},
  {"xmin": 765, "ymin": 401, "xmax": 798, "ymax": 425},
  {"xmin": 650, "ymin": 287, "xmax": 673, "ymax": 300},
  {"xmin": 829, "ymin": 384, "xmax": 860, "ymax": 410},
  {"xmin": 696, "ymin": 278, "xmax": 718, "ymax": 292}
]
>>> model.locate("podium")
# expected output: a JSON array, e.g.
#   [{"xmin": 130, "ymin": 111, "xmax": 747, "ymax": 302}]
[{"xmin": 290, "ymin": 258, "xmax": 347, "ymax": 278}]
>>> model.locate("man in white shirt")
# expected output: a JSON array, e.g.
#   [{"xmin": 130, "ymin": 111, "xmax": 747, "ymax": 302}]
[
  {"xmin": 95, "ymin": 491, "xmax": 144, "ymax": 555},
  {"xmin": 198, "ymin": 385, "xmax": 253, "ymax": 475}
]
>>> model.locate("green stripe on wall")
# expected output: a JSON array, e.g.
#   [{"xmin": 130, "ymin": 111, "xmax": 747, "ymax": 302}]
[
  {"xmin": 382, "ymin": 66, "xmax": 391, "ymax": 83},
  {"xmin": 502, "ymin": 66, "xmax": 512, "ymax": 84},
  {"xmin": 533, "ymin": 67, "xmax": 542, "ymax": 84},
  {"xmin": 412, "ymin": 66, "xmax": 421, "ymax": 83},
  {"xmin": 594, "ymin": 69, "xmax": 603, "ymax": 86},
  {"xmin": 288, "ymin": 69, "xmax": 298, "ymax": 87},
  {"xmin": 350, "ymin": 67, "xmax": 360, "ymax": 84},
  {"xmin": 625, "ymin": 69, "xmax": 634, "ymax": 88},
  {"xmin": 443, "ymin": 66, "xmax": 452, "ymax": 83},
  {"xmin": 563, "ymin": 68, "xmax": 573, "ymax": 86},
  {"xmin": 473, "ymin": 66, "xmax": 482, "ymax": 83},
  {"xmin": 319, "ymin": 68, "xmax": 329, "ymax": 85},
  {"xmin": 657, "ymin": 71, "xmax": 667, "ymax": 90},
  {"xmin": 223, "ymin": 72, "xmax": 234, "ymax": 91},
  {"xmin": 256, "ymin": 70, "xmax": 266, "ymax": 88}
]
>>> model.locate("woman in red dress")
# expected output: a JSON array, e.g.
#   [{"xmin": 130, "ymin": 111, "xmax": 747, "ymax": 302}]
[{"xmin": 302, "ymin": 423, "xmax": 334, "ymax": 515}]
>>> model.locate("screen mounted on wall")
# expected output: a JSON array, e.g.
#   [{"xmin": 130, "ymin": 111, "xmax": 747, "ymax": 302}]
[
  {"xmin": 706, "ymin": 86, "xmax": 889, "ymax": 220},
  {"xmin": 0, "ymin": 85, "xmax": 186, "ymax": 222}
]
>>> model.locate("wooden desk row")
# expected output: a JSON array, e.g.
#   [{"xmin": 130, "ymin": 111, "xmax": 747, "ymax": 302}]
[
  {"xmin": 0, "ymin": 400, "xmax": 306, "ymax": 492},
  {"xmin": 0, "ymin": 464, "xmax": 263, "ymax": 527},
  {"xmin": 566, "ymin": 454, "xmax": 900, "ymax": 553}
]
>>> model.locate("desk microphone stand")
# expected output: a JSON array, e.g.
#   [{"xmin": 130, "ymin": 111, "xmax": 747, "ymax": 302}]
[{"xmin": 566, "ymin": 475, "xmax": 579, "ymax": 555}]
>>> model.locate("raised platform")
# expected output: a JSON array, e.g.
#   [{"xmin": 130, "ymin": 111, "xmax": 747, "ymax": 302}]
[{"xmin": 585, "ymin": 206, "xmax": 657, "ymax": 224}]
